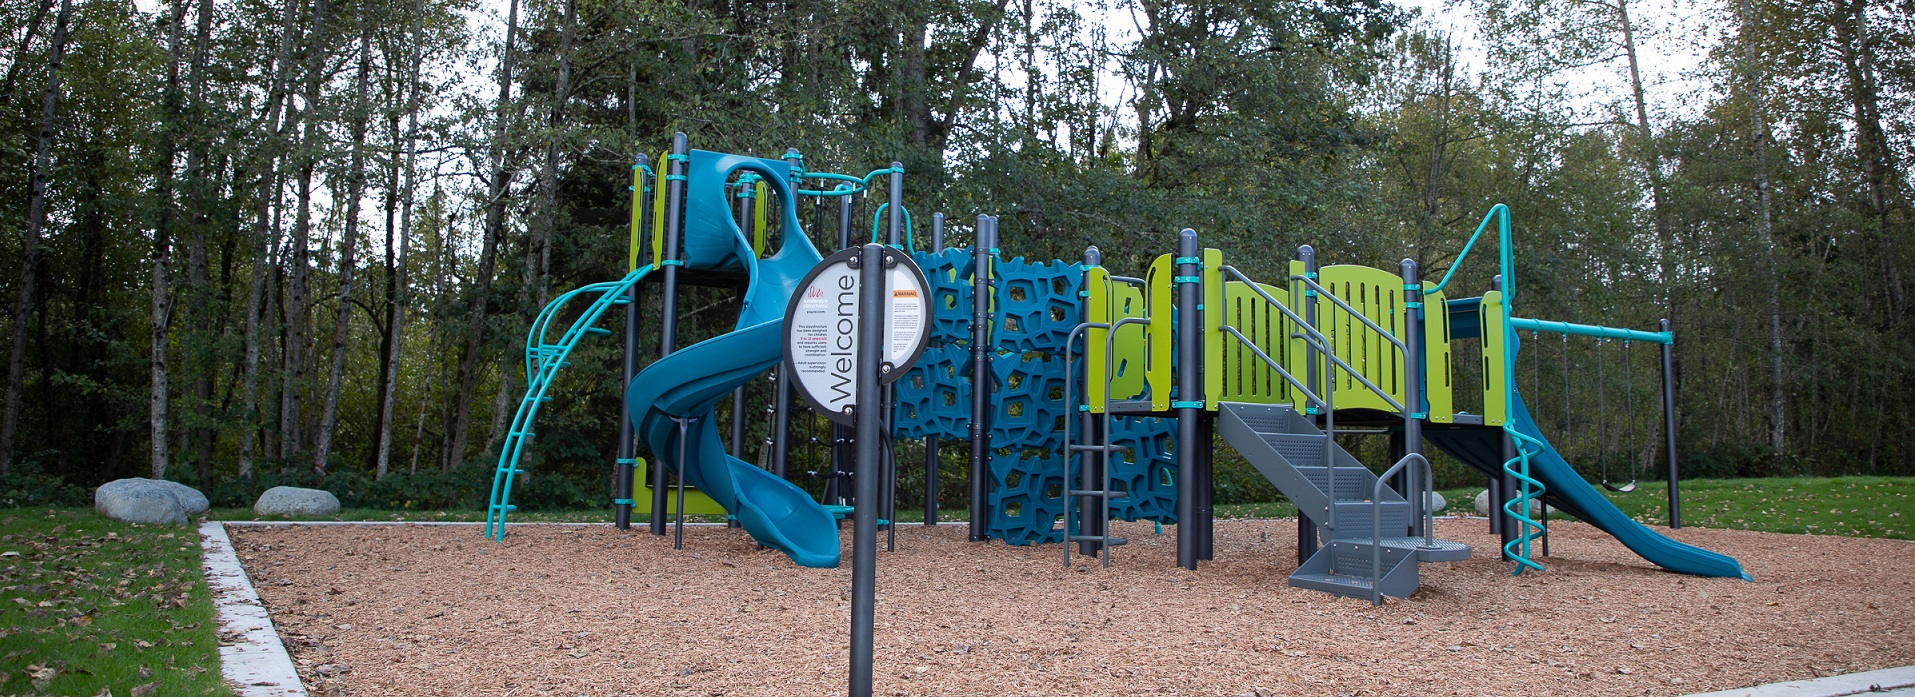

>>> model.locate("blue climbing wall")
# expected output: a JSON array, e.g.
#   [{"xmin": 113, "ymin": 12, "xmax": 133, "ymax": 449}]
[{"xmin": 894, "ymin": 250, "xmax": 1178, "ymax": 545}]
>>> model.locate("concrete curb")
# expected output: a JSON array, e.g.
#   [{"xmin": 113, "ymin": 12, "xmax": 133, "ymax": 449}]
[
  {"xmin": 1683, "ymin": 666, "xmax": 1915, "ymax": 697},
  {"xmin": 199, "ymin": 521, "xmax": 307, "ymax": 696}
]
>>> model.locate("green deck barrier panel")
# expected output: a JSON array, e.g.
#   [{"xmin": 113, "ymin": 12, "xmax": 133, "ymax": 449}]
[
  {"xmin": 1315, "ymin": 264, "xmax": 1411, "ymax": 414},
  {"xmin": 1423, "ymin": 286, "xmax": 1454, "ymax": 423},
  {"xmin": 1084, "ymin": 266, "xmax": 1149, "ymax": 412},
  {"xmin": 1479, "ymin": 290, "xmax": 1509, "ymax": 428},
  {"xmin": 1216, "ymin": 278, "xmax": 1294, "ymax": 407},
  {"xmin": 1145, "ymin": 254, "xmax": 1174, "ymax": 412}
]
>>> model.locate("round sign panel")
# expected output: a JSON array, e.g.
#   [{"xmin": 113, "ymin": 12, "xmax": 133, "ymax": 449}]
[{"xmin": 782, "ymin": 246, "xmax": 932, "ymax": 426}]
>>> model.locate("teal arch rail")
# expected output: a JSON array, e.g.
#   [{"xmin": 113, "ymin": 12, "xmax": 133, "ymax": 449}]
[{"xmin": 485, "ymin": 266, "xmax": 653, "ymax": 540}]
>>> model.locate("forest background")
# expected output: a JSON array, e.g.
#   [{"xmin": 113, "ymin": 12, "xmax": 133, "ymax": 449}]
[{"xmin": 0, "ymin": 0, "xmax": 1908, "ymax": 511}]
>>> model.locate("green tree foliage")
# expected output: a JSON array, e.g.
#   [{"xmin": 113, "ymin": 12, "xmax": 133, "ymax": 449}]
[{"xmin": 0, "ymin": 0, "xmax": 1908, "ymax": 507}]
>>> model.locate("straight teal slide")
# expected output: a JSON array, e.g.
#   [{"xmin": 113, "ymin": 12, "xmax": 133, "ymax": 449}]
[
  {"xmin": 624, "ymin": 150, "xmax": 840, "ymax": 568},
  {"xmin": 1427, "ymin": 391, "xmax": 1748, "ymax": 580}
]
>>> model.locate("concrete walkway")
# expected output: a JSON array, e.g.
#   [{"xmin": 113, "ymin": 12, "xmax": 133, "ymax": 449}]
[{"xmin": 1685, "ymin": 666, "xmax": 1915, "ymax": 697}]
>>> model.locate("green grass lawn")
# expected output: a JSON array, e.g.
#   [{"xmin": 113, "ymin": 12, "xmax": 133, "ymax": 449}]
[
  {"xmin": 1211, "ymin": 477, "xmax": 1915, "ymax": 541},
  {"xmin": 204, "ymin": 476, "xmax": 1915, "ymax": 541},
  {"xmin": 1600, "ymin": 477, "xmax": 1915, "ymax": 539},
  {"xmin": 0, "ymin": 509, "xmax": 230, "ymax": 696}
]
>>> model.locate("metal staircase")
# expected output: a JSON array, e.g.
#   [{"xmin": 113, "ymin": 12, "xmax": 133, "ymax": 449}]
[{"xmin": 1218, "ymin": 402, "xmax": 1471, "ymax": 603}]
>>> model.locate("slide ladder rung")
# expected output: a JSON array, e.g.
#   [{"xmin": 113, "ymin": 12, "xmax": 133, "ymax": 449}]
[{"xmin": 583, "ymin": 327, "xmax": 612, "ymax": 336}]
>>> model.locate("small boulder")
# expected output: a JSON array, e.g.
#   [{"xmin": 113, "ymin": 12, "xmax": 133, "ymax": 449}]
[
  {"xmin": 1472, "ymin": 489, "xmax": 1553, "ymax": 517},
  {"xmin": 94, "ymin": 478, "xmax": 198, "ymax": 525},
  {"xmin": 1424, "ymin": 491, "xmax": 1447, "ymax": 513},
  {"xmin": 254, "ymin": 486, "xmax": 341, "ymax": 518}
]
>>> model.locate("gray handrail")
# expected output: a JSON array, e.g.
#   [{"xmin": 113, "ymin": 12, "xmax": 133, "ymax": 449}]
[
  {"xmin": 1219, "ymin": 265, "xmax": 1406, "ymax": 413},
  {"xmin": 1217, "ymin": 325, "xmax": 1323, "ymax": 409},
  {"xmin": 1371, "ymin": 452, "xmax": 1435, "ymax": 606},
  {"xmin": 1289, "ymin": 332, "xmax": 1407, "ymax": 413},
  {"xmin": 1289, "ymin": 275, "xmax": 1410, "ymax": 353}
]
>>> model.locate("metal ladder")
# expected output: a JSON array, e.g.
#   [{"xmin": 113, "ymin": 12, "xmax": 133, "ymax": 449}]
[{"xmin": 485, "ymin": 267, "xmax": 651, "ymax": 540}]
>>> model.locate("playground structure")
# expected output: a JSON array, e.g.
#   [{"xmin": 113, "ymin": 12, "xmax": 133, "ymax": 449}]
[{"xmin": 483, "ymin": 135, "xmax": 1749, "ymax": 605}]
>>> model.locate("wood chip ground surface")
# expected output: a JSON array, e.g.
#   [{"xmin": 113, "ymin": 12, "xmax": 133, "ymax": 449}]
[{"xmin": 227, "ymin": 519, "xmax": 1915, "ymax": 696}]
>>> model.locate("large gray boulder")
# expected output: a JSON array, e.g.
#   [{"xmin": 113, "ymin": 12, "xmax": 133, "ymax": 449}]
[
  {"xmin": 146, "ymin": 479, "xmax": 209, "ymax": 514},
  {"xmin": 95, "ymin": 478, "xmax": 204, "ymax": 525},
  {"xmin": 1424, "ymin": 491, "xmax": 1448, "ymax": 513},
  {"xmin": 254, "ymin": 486, "xmax": 340, "ymax": 517}
]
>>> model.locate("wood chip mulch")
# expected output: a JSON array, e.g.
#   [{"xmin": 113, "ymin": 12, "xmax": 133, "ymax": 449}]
[{"xmin": 226, "ymin": 518, "xmax": 1915, "ymax": 696}]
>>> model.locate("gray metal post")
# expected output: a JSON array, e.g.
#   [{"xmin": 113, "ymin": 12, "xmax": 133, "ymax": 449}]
[
  {"xmin": 968, "ymin": 215, "xmax": 995, "ymax": 542},
  {"xmin": 887, "ymin": 163, "xmax": 904, "ymax": 246},
  {"xmin": 730, "ymin": 179, "xmax": 752, "ymax": 459},
  {"xmin": 1488, "ymin": 476, "xmax": 1503, "ymax": 535},
  {"xmin": 924, "ymin": 213, "xmax": 944, "ymax": 525},
  {"xmin": 615, "ymin": 152, "xmax": 649, "ymax": 530},
  {"xmin": 883, "ymin": 165, "xmax": 903, "ymax": 552},
  {"xmin": 1175, "ymin": 229, "xmax": 1201, "ymax": 571},
  {"xmin": 1296, "ymin": 245, "xmax": 1319, "ymax": 565},
  {"xmin": 1661, "ymin": 318, "xmax": 1681, "ymax": 529},
  {"xmin": 770, "ymin": 149, "xmax": 802, "ymax": 479},
  {"xmin": 849, "ymin": 244, "xmax": 885, "ymax": 697},
  {"xmin": 650, "ymin": 133, "xmax": 688, "ymax": 536},
  {"xmin": 1078, "ymin": 245, "xmax": 1105, "ymax": 557},
  {"xmin": 1196, "ymin": 414, "xmax": 1215, "ymax": 561},
  {"xmin": 1400, "ymin": 259, "xmax": 1424, "ymax": 536},
  {"xmin": 828, "ymin": 187, "xmax": 857, "ymax": 505}
]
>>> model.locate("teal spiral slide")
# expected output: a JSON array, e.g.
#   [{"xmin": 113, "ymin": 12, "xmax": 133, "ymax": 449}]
[
  {"xmin": 623, "ymin": 150, "xmax": 840, "ymax": 568},
  {"xmin": 1428, "ymin": 390, "xmax": 1748, "ymax": 580}
]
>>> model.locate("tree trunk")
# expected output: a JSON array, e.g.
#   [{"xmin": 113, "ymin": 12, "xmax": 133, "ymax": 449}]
[
  {"xmin": 373, "ymin": 0, "xmax": 429, "ymax": 479},
  {"xmin": 0, "ymin": 0, "xmax": 54, "ymax": 106},
  {"xmin": 1616, "ymin": 0, "xmax": 1680, "ymax": 395},
  {"xmin": 237, "ymin": 0, "xmax": 307, "ymax": 478},
  {"xmin": 445, "ymin": 0, "xmax": 521, "ymax": 471},
  {"xmin": 0, "ymin": 0, "xmax": 73, "ymax": 475},
  {"xmin": 1834, "ymin": 0, "xmax": 1906, "ymax": 325},
  {"xmin": 527, "ymin": 0, "xmax": 574, "ymax": 312},
  {"xmin": 313, "ymin": 18, "xmax": 374, "ymax": 475},
  {"xmin": 281, "ymin": 0, "xmax": 334, "ymax": 463},
  {"xmin": 929, "ymin": 0, "xmax": 1011, "ymax": 154},
  {"xmin": 1735, "ymin": 0, "xmax": 1786, "ymax": 453},
  {"xmin": 150, "ymin": 0, "xmax": 193, "ymax": 480}
]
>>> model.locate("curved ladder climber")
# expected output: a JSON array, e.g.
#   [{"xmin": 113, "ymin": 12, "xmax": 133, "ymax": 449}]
[{"xmin": 485, "ymin": 266, "xmax": 654, "ymax": 540}]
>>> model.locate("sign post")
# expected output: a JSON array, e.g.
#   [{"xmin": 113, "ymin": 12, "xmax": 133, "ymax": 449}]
[{"xmin": 783, "ymin": 243, "xmax": 929, "ymax": 697}]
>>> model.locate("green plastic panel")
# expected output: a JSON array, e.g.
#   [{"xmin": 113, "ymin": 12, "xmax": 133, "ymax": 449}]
[
  {"xmin": 628, "ymin": 162, "xmax": 647, "ymax": 272},
  {"xmin": 1201, "ymin": 248, "xmax": 1224, "ymax": 410},
  {"xmin": 1145, "ymin": 254, "xmax": 1174, "ymax": 412},
  {"xmin": 1084, "ymin": 266, "xmax": 1148, "ymax": 412},
  {"xmin": 1480, "ymin": 290, "xmax": 1508, "ymax": 427},
  {"xmin": 1217, "ymin": 280, "xmax": 1294, "ymax": 406},
  {"xmin": 1423, "ymin": 286, "xmax": 1454, "ymax": 423},
  {"xmin": 650, "ymin": 148, "xmax": 669, "ymax": 268},
  {"xmin": 632, "ymin": 458, "xmax": 727, "ymax": 516},
  {"xmin": 752, "ymin": 179, "xmax": 768, "ymax": 258},
  {"xmin": 1316, "ymin": 264, "xmax": 1408, "ymax": 414}
]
